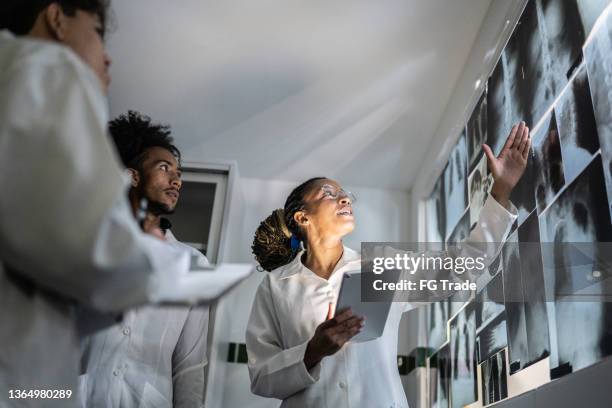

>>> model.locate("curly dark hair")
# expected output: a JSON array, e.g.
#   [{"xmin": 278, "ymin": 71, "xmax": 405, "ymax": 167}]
[
  {"xmin": 108, "ymin": 110, "xmax": 181, "ymax": 170},
  {"xmin": 252, "ymin": 177, "xmax": 326, "ymax": 272},
  {"xmin": 1, "ymin": 0, "xmax": 111, "ymax": 36}
]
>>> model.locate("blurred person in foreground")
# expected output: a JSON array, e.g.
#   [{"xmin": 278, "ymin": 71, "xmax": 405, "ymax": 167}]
[
  {"xmin": 0, "ymin": 2, "xmax": 196, "ymax": 406},
  {"xmin": 79, "ymin": 111, "xmax": 209, "ymax": 408}
]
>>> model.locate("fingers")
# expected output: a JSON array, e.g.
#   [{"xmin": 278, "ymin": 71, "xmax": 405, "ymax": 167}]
[
  {"xmin": 517, "ymin": 125, "xmax": 529, "ymax": 153},
  {"xmin": 317, "ymin": 314, "xmax": 365, "ymax": 356},
  {"xmin": 518, "ymin": 126, "xmax": 530, "ymax": 154},
  {"xmin": 511, "ymin": 122, "xmax": 526, "ymax": 149},
  {"xmin": 327, "ymin": 302, "xmax": 334, "ymax": 321},
  {"xmin": 482, "ymin": 143, "xmax": 495, "ymax": 165},
  {"xmin": 333, "ymin": 308, "xmax": 354, "ymax": 324},
  {"xmin": 501, "ymin": 124, "xmax": 519, "ymax": 153},
  {"xmin": 335, "ymin": 322, "xmax": 363, "ymax": 343},
  {"xmin": 319, "ymin": 307, "xmax": 352, "ymax": 330},
  {"xmin": 329, "ymin": 316, "xmax": 365, "ymax": 344},
  {"xmin": 327, "ymin": 315, "xmax": 365, "ymax": 337},
  {"xmin": 521, "ymin": 130, "xmax": 531, "ymax": 160}
]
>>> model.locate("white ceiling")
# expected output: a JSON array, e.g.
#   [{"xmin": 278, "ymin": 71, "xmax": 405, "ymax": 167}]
[{"xmin": 107, "ymin": 0, "xmax": 493, "ymax": 190}]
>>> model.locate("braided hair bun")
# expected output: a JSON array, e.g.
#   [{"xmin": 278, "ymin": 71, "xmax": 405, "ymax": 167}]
[
  {"xmin": 251, "ymin": 177, "xmax": 325, "ymax": 272},
  {"xmin": 252, "ymin": 209, "xmax": 295, "ymax": 272}
]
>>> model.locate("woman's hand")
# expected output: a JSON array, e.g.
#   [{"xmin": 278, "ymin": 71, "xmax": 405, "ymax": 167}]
[
  {"xmin": 303, "ymin": 305, "xmax": 364, "ymax": 370},
  {"xmin": 482, "ymin": 121, "xmax": 531, "ymax": 209}
]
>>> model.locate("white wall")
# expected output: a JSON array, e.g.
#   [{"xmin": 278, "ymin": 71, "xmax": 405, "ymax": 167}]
[{"xmin": 206, "ymin": 176, "xmax": 411, "ymax": 408}]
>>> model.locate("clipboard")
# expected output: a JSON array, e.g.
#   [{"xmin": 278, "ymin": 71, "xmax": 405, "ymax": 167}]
[{"xmin": 334, "ymin": 271, "xmax": 393, "ymax": 342}]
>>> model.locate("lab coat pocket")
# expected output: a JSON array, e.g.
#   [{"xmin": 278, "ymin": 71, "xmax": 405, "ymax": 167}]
[
  {"xmin": 139, "ymin": 382, "xmax": 171, "ymax": 408},
  {"xmin": 77, "ymin": 374, "xmax": 88, "ymax": 408}
]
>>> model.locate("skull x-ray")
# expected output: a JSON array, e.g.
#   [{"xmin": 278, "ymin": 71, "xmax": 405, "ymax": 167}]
[{"xmin": 468, "ymin": 154, "xmax": 493, "ymax": 228}]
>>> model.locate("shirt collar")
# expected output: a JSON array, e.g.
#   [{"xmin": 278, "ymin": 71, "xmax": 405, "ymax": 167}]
[{"xmin": 278, "ymin": 246, "xmax": 360, "ymax": 280}]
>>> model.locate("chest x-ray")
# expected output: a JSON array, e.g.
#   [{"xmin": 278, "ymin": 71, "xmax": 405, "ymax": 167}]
[
  {"xmin": 538, "ymin": 156, "xmax": 612, "ymax": 375},
  {"xmin": 539, "ymin": 0, "xmax": 586, "ymax": 96},
  {"xmin": 532, "ymin": 112, "xmax": 565, "ymax": 214},
  {"xmin": 427, "ymin": 0, "xmax": 612, "ymax": 391},
  {"xmin": 585, "ymin": 8, "xmax": 612, "ymax": 221},
  {"xmin": 429, "ymin": 343, "xmax": 450, "ymax": 408},
  {"xmin": 467, "ymin": 91, "xmax": 487, "ymax": 172},
  {"xmin": 449, "ymin": 303, "xmax": 477, "ymax": 408},
  {"xmin": 427, "ymin": 301, "xmax": 450, "ymax": 351},
  {"xmin": 481, "ymin": 348, "xmax": 508, "ymax": 406},
  {"xmin": 443, "ymin": 133, "xmax": 468, "ymax": 241},
  {"xmin": 504, "ymin": 0, "xmax": 555, "ymax": 130},
  {"xmin": 555, "ymin": 63, "xmax": 600, "ymax": 184},
  {"xmin": 427, "ymin": 176, "xmax": 447, "ymax": 245}
]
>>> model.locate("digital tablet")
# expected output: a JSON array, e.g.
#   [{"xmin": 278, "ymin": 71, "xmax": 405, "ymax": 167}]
[
  {"xmin": 156, "ymin": 263, "xmax": 254, "ymax": 305},
  {"xmin": 334, "ymin": 271, "xmax": 393, "ymax": 342}
]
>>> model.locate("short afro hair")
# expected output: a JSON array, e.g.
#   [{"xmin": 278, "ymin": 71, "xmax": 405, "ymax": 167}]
[
  {"xmin": 109, "ymin": 110, "xmax": 181, "ymax": 170},
  {"xmin": 1, "ymin": 0, "xmax": 111, "ymax": 36}
]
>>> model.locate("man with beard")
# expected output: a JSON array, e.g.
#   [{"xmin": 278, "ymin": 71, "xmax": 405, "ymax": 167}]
[{"xmin": 79, "ymin": 111, "xmax": 209, "ymax": 408}]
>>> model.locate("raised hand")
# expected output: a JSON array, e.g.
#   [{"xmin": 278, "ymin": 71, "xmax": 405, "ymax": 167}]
[
  {"xmin": 482, "ymin": 121, "xmax": 531, "ymax": 209},
  {"xmin": 303, "ymin": 305, "xmax": 364, "ymax": 370}
]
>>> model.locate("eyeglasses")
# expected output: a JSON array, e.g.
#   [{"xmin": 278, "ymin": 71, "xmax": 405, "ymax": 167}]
[{"xmin": 318, "ymin": 184, "xmax": 357, "ymax": 203}]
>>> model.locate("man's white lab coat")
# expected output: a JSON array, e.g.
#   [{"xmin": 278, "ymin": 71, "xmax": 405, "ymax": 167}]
[
  {"xmin": 0, "ymin": 31, "xmax": 190, "ymax": 408},
  {"xmin": 79, "ymin": 232, "xmax": 209, "ymax": 408},
  {"xmin": 246, "ymin": 196, "xmax": 517, "ymax": 408}
]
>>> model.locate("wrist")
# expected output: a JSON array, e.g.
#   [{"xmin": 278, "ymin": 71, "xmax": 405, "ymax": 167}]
[
  {"xmin": 303, "ymin": 341, "xmax": 322, "ymax": 370},
  {"xmin": 490, "ymin": 182, "xmax": 511, "ymax": 210}
]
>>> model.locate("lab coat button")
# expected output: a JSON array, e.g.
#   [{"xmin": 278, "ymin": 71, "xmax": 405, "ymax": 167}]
[
  {"xmin": 339, "ymin": 381, "xmax": 346, "ymax": 389},
  {"xmin": 112, "ymin": 370, "xmax": 119, "ymax": 376},
  {"xmin": 123, "ymin": 327, "xmax": 130, "ymax": 336}
]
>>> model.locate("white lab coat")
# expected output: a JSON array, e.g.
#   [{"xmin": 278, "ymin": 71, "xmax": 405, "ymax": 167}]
[
  {"xmin": 79, "ymin": 231, "xmax": 209, "ymax": 408},
  {"xmin": 0, "ymin": 31, "xmax": 190, "ymax": 408},
  {"xmin": 246, "ymin": 196, "xmax": 517, "ymax": 408}
]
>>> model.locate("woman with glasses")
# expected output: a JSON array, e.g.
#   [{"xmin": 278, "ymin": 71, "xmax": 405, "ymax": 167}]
[{"xmin": 246, "ymin": 122, "xmax": 531, "ymax": 407}]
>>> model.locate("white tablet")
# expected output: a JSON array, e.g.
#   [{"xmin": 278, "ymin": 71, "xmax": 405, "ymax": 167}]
[
  {"xmin": 334, "ymin": 271, "xmax": 393, "ymax": 342},
  {"xmin": 156, "ymin": 263, "xmax": 254, "ymax": 305}
]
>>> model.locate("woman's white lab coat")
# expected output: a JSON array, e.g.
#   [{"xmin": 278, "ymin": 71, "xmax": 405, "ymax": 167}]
[
  {"xmin": 246, "ymin": 196, "xmax": 517, "ymax": 408},
  {"xmin": 0, "ymin": 31, "xmax": 190, "ymax": 407},
  {"xmin": 79, "ymin": 232, "xmax": 209, "ymax": 408}
]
